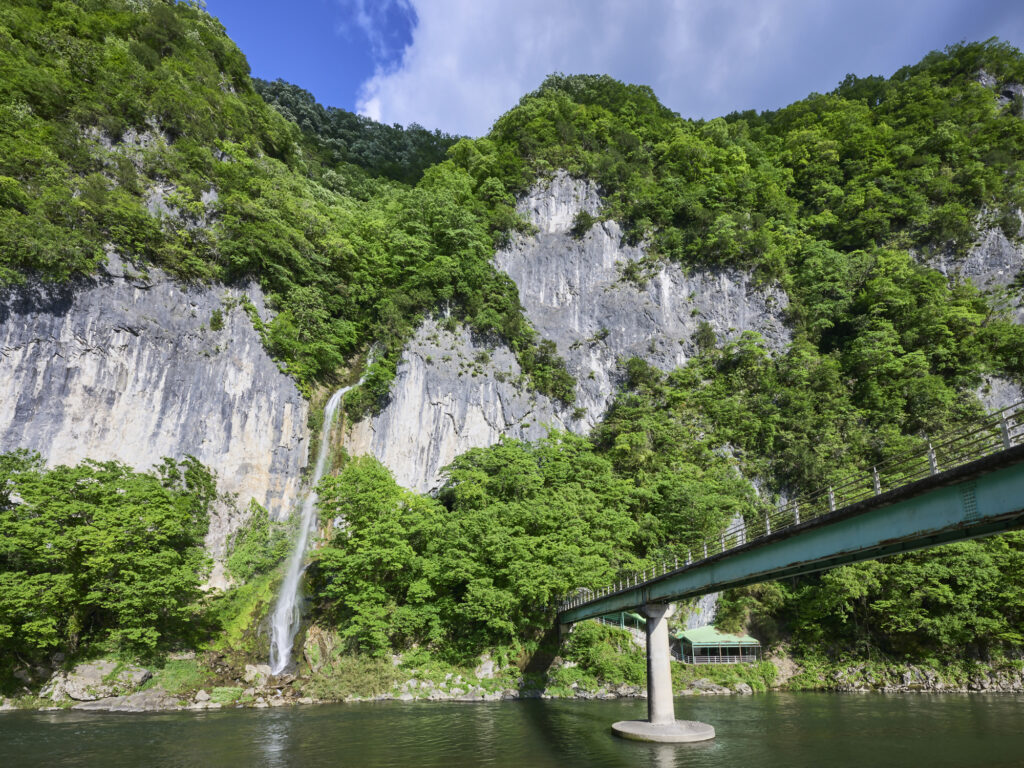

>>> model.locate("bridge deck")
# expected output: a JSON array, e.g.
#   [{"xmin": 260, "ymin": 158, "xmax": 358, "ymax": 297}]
[{"xmin": 559, "ymin": 431, "xmax": 1024, "ymax": 625}]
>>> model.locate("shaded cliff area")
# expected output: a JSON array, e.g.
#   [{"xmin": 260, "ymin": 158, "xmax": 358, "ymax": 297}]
[{"xmin": 0, "ymin": 255, "xmax": 310, "ymax": 570}]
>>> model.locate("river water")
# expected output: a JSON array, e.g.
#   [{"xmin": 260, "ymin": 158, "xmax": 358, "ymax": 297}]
[{"xmin": 3, "ymin": 693, "xmax": 1023, "ymax": 767}]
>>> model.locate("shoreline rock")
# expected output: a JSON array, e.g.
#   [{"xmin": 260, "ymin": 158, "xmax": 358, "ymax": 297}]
[
  {"xmin": 71, "ymin": 687, "xmax": 183, "ymax": 712},
  {"xmin": 42, "ymin": 661, "xmax": 152, "ymax": 703}
]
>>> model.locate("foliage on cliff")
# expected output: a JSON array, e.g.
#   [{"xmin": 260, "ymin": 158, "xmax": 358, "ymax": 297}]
[
  {"xmin": 273, "ymin": 36, "xmax": 1024, "ymax": 661},
  {"xmin": 6, "ymin": 1, "xmax": 1024, "ymax": 667},
  {"xmin": 0, "ymin": 0, "xmax": 574, "ymax": 409},
  {"xmin": 0, "ymin": 450, "xmax": 214, "ymax": 664},
  {"xmin": 604, "ymin": 341, "xmax": 1024, "ymax": 659},
  {"xmin": 225, "ymin": 501, "xmax": 292, "ymax": 583},
  {"xmin": 470, "ymin": 40, "xmax": 1024, "ymax": 271}
]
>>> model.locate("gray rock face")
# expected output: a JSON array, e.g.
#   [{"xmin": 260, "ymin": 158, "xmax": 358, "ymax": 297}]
[
  {"xmin": 0, "ymin": 255, "xmax": 310, "ymax": 561},
  {"xmin": 497, "ymin": 172, "xmax": 790, "ymax": 429},
  {"xmin": 977, "ymin": 374, "xmax": 1024, "ymax": 413},
  {"xmin": 43, "ymin": 660, "xmax": 151, "ymax": 702},
  {"xmin": 927, "ymin": 225, "xmax": 1024, "ymax": 299},
  {"xmin": 345, "ymin": 318, "xmax": 568, "ymax": 492},
  {"xmin": 690, "ymin": 678, "xmax": 732, "ymax": 695},
  {"xmin": 346, "ymin": 172, "xmax": 790, "ymax": 491},
  {"xmin": 72, "ymin": 686, "xmax": 181, "ymax": 712},
  {"xmin": 976, "ymin": 69, "xmax": 998, "ymax": 89},
  {"xmin": 924, "ymin": 221, "xmax": 1024, "ymax": 409},
  {"xmin": 1003, "ymin": 83, "xmax": 1024, "ymax": 97},
  {"xmin": 825, "ymin": 663, "xmax": 1024, "ymax": 694},
  {"xmin": 683, "ymin": 593, "xmax": 720, "ymax": 631}
]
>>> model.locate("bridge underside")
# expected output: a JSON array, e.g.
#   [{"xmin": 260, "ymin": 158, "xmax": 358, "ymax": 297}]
[{"xmin": 560, "ymin": 445, "xmax": 1024, "ymax": 625}]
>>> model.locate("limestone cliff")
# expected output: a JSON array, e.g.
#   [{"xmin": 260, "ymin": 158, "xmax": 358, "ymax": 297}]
[
  {"xmin": 496, "ymin": 172, "xmax": 790, "ymax": 430},
  {"xmin": 927, "ymin": 224, "xmax": 1024, "ymax": 316},
  {"xmin": 0, "ymin": 255, "xmax": 310, "ymax": 565},
  {"xmin": 925, "ymin": 219, "xmax": 1024, "ymax": 410},
  {"xmin": 345, "ymin": 318, "xmax": 568, "ymax": 493},
  {"xmin": 346, "ymin": 172, "xmax": 791, "ymax": 491}
]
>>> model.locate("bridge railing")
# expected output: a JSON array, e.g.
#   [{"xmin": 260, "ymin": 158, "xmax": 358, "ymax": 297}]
[{"xmin": 558, "ymin": 402, "xmax": 1024, "ymax": 614}]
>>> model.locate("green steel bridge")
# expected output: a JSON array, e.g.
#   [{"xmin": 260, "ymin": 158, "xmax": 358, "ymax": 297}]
[{"xmin": 558, "ymin": 402, "xmax": 1024, "ymax": 742}]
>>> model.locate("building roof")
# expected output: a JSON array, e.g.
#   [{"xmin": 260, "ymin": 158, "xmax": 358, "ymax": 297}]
[{"xmin": 675, "ymin": 625, "xmax": 760, "ymax": 646}]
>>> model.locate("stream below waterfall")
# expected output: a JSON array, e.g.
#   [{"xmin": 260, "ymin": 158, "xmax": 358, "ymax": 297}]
[{"xmin": 5, "ymin": 693, "xmax": 1024, "ymax": 767}]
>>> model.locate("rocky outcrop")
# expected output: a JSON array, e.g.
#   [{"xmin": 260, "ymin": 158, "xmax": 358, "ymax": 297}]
[
  {"xmin": 42, "ymin": 660, "xmax": 151, "ymax": 702},
  {"xmin": 927, "ymin": 224, "xmax": 1024, "ymax": 316},
  {"xmin": 687, "ymin": 678, "xmax": 733, "ymax": 695},
  {"xmin": 0, "ymin": 254, "xmax": 310, "ymax": 562},
  {"xmin": 682, "ymin": 593, "xmax": 720, "ymax": 631},
  {"xmin": 822, "ymin": 663, "xmax": 1024, "ymax": 694},
  {"xmin": 346, "ymin": 172, "xmax": 790, "ymax": 490},
  {"xmin": 344, "ymin": 318, "xmax": 569, "ymax": 492},
  {"xmin": 976, "ymin": 374, "xmax": 1023, "ymax": 413},
  {"xmin": 924, "ymin": 220, "xmax": 1024, "ymax": 410},
  {"xmin": 496, "ymin": 172, "xmax": 790, "ymax": 429},
  {"xmin": 72, "ymin": 687, "xmax": 183, "ymax": 712}
]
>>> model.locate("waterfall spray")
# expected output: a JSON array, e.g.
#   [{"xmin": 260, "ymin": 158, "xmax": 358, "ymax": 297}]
[{"xmin": 268, "ymin": 384, "xmax": 353, "ymax": 674}]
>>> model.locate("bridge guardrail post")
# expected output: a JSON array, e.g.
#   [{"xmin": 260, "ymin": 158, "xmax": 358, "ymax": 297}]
[
  {"xmin": 928, "ymin": 441, "xmax": 938, "ymax": 474},
  {"xmin": 1001, "ymin": 415, "xmax": 1012, "ymax": 450},
  {"xmin": 873, "ymin": 466, "xmax": 881, "ymax": 495},
  {"xmin": 828, "ymin": 488, "xmax": 835, "ymax": 512}
]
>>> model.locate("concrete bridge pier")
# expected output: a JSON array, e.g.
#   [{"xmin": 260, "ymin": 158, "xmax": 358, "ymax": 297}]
[{"xmin": 611, "ymin": 603, "xmax": 716, "ymax": 743}]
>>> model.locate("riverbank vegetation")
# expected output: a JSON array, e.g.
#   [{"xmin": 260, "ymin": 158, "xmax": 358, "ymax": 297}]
[{"xmin": 0, "ymin": 451, "xmax": 215, "ymax": 682}]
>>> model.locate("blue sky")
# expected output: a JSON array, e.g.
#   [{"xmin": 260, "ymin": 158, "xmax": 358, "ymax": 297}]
[{"xmin": 205, "ymin": 0, "xmax": 1024, "ymax": 137}]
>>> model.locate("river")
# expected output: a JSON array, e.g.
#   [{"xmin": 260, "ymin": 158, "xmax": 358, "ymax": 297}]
[{"xmin": 3, "ymin": 693, "xmax": 1023, "ymax": 767}]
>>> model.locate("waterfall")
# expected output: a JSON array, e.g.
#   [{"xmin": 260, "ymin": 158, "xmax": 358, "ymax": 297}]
[{"xmin": 268, "ymin": 385, "xmax": 352, "ymax": 674}]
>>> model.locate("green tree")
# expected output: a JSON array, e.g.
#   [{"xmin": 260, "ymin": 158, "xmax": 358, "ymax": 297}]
[{"xmin": 0, "ymin": 452, "xmax": 213, "ymax": 661}]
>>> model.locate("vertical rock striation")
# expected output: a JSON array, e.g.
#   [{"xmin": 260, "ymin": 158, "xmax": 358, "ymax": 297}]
[
  {"xmin": 0, "ymin": 255, "xmax": 310, "ymax": 562},
  {"xmin": 346, "ymin": 172, "xmax": 791, "ymax": 491},
  {"xmin": 496, "ymin": 172, "xmax": 790, "ymax": 429},
  {"xmin": 345, "ymin": 318, "xmax": 568, "ymax": 493}
]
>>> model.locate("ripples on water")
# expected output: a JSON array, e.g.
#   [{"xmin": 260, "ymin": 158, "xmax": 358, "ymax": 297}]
[{"xmin": 3, "ymin": 694, "xmax": 1024, "ymax": 768}]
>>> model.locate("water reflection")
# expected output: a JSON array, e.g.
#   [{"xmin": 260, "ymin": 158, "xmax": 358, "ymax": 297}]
[
  {"xmin": 259, "ymin": 715, "xmax": 290, "ymax": 768},
  {"xmin": 3, "ymin": 694, "xmax": 1024, "ymax": 768}
]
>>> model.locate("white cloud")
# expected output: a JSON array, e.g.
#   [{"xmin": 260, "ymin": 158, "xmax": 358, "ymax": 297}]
[
  {"xmin": 335, "ymin": 0, "xmax": 416, "ymax": 62},
  {"xmin": 355, "ymin": 0, "xmax": 1024, "ymax": 136}
]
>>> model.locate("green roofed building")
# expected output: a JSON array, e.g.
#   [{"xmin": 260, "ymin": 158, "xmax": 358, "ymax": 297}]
[{"xmin": 673, "ymin": 626, "xmax": 761, "ymax": 665}]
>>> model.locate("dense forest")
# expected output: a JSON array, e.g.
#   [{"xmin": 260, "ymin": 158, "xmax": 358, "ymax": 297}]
[
  {"xmin": 252, "ymin": 77, "xmax": 460, "ymax": 185},
  {"xmin": 3, "ymin": 0, "xmax": 1024, "ymax": 692}
]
